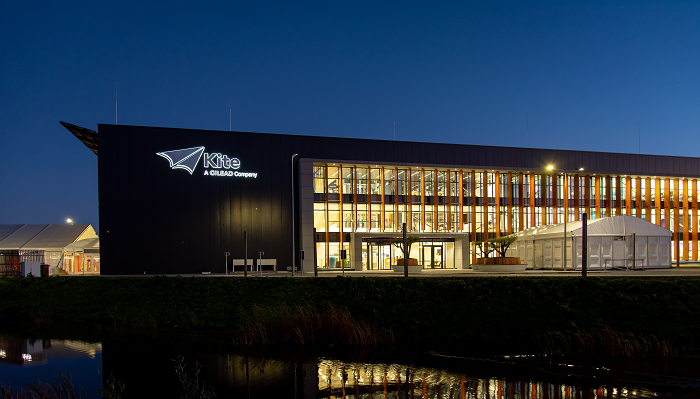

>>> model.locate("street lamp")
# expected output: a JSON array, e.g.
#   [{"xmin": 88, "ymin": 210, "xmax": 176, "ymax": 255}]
[
  {"xmin": 547, "ymin": 165, "xmax": 584, "ymax": 272},
  {"xmin": 291, "ymin": 153, "xmax": 298, "ymax": 276},
  {"xmin": 66, "ymin": 219, "xmax": 73, "ymax": 225}
]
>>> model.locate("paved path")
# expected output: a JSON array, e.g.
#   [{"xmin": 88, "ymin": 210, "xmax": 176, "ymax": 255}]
[{"xmin": 115, "ymin": 266, "xmax": 700, "ymax": 278}]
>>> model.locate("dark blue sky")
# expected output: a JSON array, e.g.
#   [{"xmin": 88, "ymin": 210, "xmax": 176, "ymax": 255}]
[{"xmin": 2, "ymin": 1, "xmax": 699, "ymax": 230}]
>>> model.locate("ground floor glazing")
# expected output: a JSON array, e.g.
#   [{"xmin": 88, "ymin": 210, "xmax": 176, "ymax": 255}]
[{"xmin": 316, "ymin": 238, "xmax": 455, "ymax": 270}]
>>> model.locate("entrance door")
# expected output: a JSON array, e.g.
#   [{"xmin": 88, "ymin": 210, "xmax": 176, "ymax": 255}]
[
  {"xmin": 74, "ymin": 253, "xmax": 83, "ymax": 273},
  {"xmin": 433, "ymin": 244, "xmax": 443, "ymax": 268},
  {"xmin": 422, "ymin": 244, "xmax": 444, "ymax": 269},
  {"xmin": 368, "ymin": 243, "xmax": 392, "ymax": 270},
  {"xmin": 422, "ymin": 246, "xmax": 432, "ymax": 269}
]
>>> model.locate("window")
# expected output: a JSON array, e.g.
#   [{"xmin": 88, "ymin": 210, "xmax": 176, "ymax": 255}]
[
  {"xmin": 397, "ymin": 170, "xmax": 408, "ymax": 196},
  {"xmin": 411, "ymin": 170, "xmax": 421, "ymax": 196},
  {"xmin": 384, "ymin": 169, "xmax": 394, "ymax": 196},
  {"xmin": 327, "ymin": 167, "xmax": 340, "ymax": 194},
  {"xmin": 424, "ymin": 170, "xmax": 434, "ymax": 197},
  {"xmin": 313, "ymin": 166, "xmax": 325, "ymax": 194},
  {"xmin": 356, "ymin": 168, "xmax": 368, "ymax": 195},
  {"xmin": 370, "ymin": 168, "xmax": 381, "ymax": 195},
  {"xmin": 342, "ymin": 167, "xmax": 354, "ymax": 195},
  {"xmin": 463, "ymin": 172, "xmax": 472, "ymax": 198},
  {"xmin": 437, "ymin": 171, "xmax": 447, "ymax": 197}
]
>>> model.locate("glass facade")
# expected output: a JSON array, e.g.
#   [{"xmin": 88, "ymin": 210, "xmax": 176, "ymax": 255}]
[
  {"xmin": 63, "ymin": 252, "xmax": 100, "ymax": 274},
  {"xmin": 313, "ymin": 164, "xmax": 700, "ymax": 268}
]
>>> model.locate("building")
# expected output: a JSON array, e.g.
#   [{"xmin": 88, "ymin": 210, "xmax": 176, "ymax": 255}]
[
  {"xmin": 0, "ymin": 224, "xmax": 99, "ymax": 276},
  {"xmin": 61, "ymin": 121, "xmax": 700, "ymax": 275}
]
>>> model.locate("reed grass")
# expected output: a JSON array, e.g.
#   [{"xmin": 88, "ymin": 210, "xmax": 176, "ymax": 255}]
[
  {"xmin": 537, "ymin": 322, "xmax": 672, "ymax": 357},
  {"xmin": 0, "ymin": 387, "xmax": 30, "ymax": 399},
  {"xmin": 233, "ymin": 302, "xmax": 394, "ymax": 346},
  {"xmin": 0, "ymin": 370, "xmax": 126, "ymax": 399},
  {"xmin": 1, "ymin": 369, "xmax": 84, "ymax": 399},
  {"xmin": 173, "ymin": 355, "xmax": 217, "ymax": 399},
  {"xmin": 96, "ymin": 375, "xmax": 124, "ymax": 399}
]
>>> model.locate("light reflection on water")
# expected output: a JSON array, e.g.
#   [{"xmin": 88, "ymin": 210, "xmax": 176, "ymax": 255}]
[
  {"xmin": 0, "ymin": 332, "xmax": 695, "ymax": 399},
  {"xmin": 316, "ymin": 359, "xmax": 660, "ymax": 399},
  {"xmin": 0, "ymin": 337, "xmax": 102, "ymax": 366},
  {"xmin": 0, "ymin": 336, "xmax": 103, "ymax": 398}
]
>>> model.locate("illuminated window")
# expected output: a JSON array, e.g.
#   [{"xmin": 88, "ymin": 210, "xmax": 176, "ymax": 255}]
[
  {"xmin": 397, "ymin": 170, "xmax": 408, "ymax": 196},
  {"xmin": 383, "ymin": 169, "xmax": 394, "ymax": 196},
  {"xmin": 342, "ymin": 167, "xmax": 354, "ymax": 195},
  {"xmin": 356, "ymin": 168, "xmax": 368, "ymax": 195},
  {"xmin": 411, "ymin": 170, "xmax": 421, "ymax": 196},
  {"xmin": 370, "ymin": 169, "xmax": 381, "ymax": 195},
  {"xmin": 463, "ymin": 172, "xmax": 472, "ymax": 197},
  {"xmin": 424, "ymin": 170, "xmax": 434, "ymax": 197},
  {"xmin": 327, "ymin": 167, "xmax": 340, "ymax": 194},
  {"xmin": 437, "ymin": 171, "xmax": 447, "ymax": 197},
  {"xmin": 313, "ymin": 166, "xmax": 325, "ymax": 194}
]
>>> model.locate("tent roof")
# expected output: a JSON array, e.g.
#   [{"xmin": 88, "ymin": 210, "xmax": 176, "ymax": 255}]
[
  {"xmin": 0, "ymin": 224, "xmax": 96, "ymax": 250},
  {"xmin": 513, "ymin": 215, "xmax": 672, "ymax": 240},
  {"xmin": 0, "ymin": 224, "xmax": 30, "ymax": 243},
  {"xmin": 0, "ymin": 225, "xmax": 50, "ymax": 249}
]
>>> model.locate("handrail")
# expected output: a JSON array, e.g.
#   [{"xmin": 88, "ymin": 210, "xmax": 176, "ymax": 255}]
[
  {"xmin": 56, "ymin": 253, "xmax": 64, "ymax": 271},
  {"xmin": 604, "ymin": 258, "xmax": 645, "ymax": 271}
]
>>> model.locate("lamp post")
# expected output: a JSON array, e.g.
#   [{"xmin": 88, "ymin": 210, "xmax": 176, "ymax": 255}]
[
  {"xmin": 547, "ymin": 165, "xmax": 584, "ymax": 272},
  {"xmin": 291, "ymin": 153, "xmax": 298, "ymax": 276}
]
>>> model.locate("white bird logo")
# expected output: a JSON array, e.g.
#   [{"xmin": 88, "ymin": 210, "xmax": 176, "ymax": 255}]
[{"xmin": 156, "ymin": 146, "xmax": 205, "ymax": 175}]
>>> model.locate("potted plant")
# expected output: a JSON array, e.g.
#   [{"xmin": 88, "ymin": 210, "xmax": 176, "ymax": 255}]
[
  {"xmin": 390, "ymin": 236, "xmax": 422, "ymax": 273},
  {"xmin": 473, "ymin": 241, "xmax": 496, "ymax": 267},
  {"xmin": 476, "ymin": 235, "xmax": 526, "ymax": 272}
]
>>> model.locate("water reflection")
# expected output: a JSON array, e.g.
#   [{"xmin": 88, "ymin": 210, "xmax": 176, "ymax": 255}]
[
  {"xmin": 317, "ymin": 359, "xmax": 662, "ymax": 399},
  {"xmin": 0, "ymin": 336, "xmax": 102, "ymax": 366},
  {"xmin": 0, "ymin": 331, "xmax": 695, "ymax": 399},
  {"xmin": 0, "ymin": 335, "xmax": 103, "ymax": 398}
]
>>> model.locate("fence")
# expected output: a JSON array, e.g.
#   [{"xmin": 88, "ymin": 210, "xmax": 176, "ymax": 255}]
[{"xmin": 0, "ymin": 250, "xmax": 45, "ymax": 276}]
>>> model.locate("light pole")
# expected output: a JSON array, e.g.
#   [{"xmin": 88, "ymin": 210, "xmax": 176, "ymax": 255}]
[
  {"xmin": 547, "ymin": 165, "xmax": 584, "ymax": 271},
  {"xmin": 291, "ymin": 153, "xmax": 298, "ymax": 276}
]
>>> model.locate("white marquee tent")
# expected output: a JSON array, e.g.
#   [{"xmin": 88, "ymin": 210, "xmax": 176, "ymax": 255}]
[{"xmin": 506, "ymin": 215, "xmax": 672, "ymax": 270}]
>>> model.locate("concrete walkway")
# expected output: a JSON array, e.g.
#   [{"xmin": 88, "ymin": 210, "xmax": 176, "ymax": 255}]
[{"xmin": 115, "ymin": 266, "xmax": 700, "ymax": 278}]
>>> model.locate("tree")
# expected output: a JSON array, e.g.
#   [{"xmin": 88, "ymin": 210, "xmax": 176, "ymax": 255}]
[
  {"xmin": 474, "ymin": 241, "xmax": 495, "ymax": 258},
  {"xmin": 390, "ymin": 236, "xmax": 420, "ymax": 261},
  {"xmin": 489, "ymin": 235, "xmax": 518, "ymax": 257}
]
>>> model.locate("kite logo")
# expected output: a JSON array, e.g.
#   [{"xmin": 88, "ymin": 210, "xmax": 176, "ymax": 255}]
[
  {"xmin": 157, "ymin": 147, "xmax": 257, "ymax": 178},
  {"xmin": 156, "ymin": 146, "xmax": 205, "ymax": 175}
]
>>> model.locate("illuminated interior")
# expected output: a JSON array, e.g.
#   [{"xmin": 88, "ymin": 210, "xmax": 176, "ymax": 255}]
[
  {"xmin": 63, "ymin": 251, "xmax": 100, "ymax": 274},
  {"xmin": 313, "ymin": 163, "xmax": 699, "ymax": 268}
]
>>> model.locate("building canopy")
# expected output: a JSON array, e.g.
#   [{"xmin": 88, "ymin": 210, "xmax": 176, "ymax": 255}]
[{"xmin": 64, "ymin": 237, "xmax": 100, "ymax": 253}]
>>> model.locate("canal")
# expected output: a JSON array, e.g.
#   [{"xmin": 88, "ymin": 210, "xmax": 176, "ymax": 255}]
[{"xmin": 1, "ymin": 328, "xmax": 698, "ymax": 398}]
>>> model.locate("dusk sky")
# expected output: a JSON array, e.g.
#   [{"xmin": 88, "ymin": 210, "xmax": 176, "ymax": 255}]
[{"xmin": 2, "ymin": 1, "xmax": 699, "ymax": 230}]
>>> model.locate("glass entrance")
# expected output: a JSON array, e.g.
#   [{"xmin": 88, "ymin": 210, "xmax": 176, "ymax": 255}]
[
  {"xmin": 368, "ymin": 243, "xmax": 392, "ymax": 270},
  {"xmin": 362, "ymin": 238, "xmax": 454, "ymax": 270},
  {"xmin": 422, "ymin": 243, "xmax": 444, "ymax": 269}
]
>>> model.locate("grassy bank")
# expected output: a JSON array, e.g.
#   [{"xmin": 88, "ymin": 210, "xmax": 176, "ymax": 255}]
[{"xmin": 0, "ymin": 276, "xmax": 698, "ymax": 354}]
